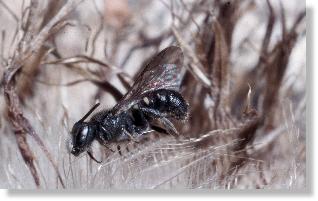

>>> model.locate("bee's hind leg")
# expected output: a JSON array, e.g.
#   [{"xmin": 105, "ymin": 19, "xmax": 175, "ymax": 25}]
[
  {"xmin": 160, "ymin": 117, "xmax": 180, "ymax": 139},
  {"xmin": 150, "ymin": 124, "xmax": 168, "ymax": 134}
]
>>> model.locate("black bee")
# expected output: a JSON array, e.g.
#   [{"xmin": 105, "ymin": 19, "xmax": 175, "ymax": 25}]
[{"xmin": 70, "ymin": 46, "xmax": 188, "ymax": 162}]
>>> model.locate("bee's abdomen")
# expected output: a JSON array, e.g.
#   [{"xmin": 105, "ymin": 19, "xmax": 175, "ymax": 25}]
[{"xmin": 140, "ymin": 89, "xmax": 188, "ymax": 120}]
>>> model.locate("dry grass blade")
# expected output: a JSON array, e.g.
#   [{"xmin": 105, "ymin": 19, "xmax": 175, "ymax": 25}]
[
  {"xmin": 261, "ymin": 0, "xmax": 275, "ymax": 57},
  {"xmin": 2, "ymin": 0, "xmax": 82, "ymax": 188},
  {"xmin": 91, "ymin": 80, "xmax": 124, "ymax": 102},
  {"xmin": 121, "ymin": 30, "xmax": 172, "ymax": 68},
  {"xmin": 43, "ymin": 55, "xmax": 120, "ymax": 72},
  {"xmin": 229, "ymin": 0, "xmax": 275, "ymax": 116},
  {"xmin": 0, "ymin": 0, "xmax": 19, "ymax": 22},
  {"xmin": 210, "ymin": 19, "xmax": 230, "ymax": 109},
  {"xmin": 172, "ymin": 27, "xmax": 212, "ymax": 87},
  {"xmin": 262, "ymin": 10, "xmax": 305, "ymax": 128},
  {"xmin": 117, "ymin": 73, "xmax": 132, "ymax": 91},
  {"xmin": 0, "ymin": 30, "xmax": 5, "ymax": 65}
]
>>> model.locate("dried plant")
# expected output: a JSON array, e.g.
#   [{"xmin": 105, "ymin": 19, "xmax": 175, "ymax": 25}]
[{"xmin": 0, "ymin": 0, "xmax": 306, "ymax": 189}]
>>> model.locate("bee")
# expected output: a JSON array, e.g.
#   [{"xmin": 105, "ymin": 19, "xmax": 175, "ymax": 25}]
[{"xmin": 70, "ymin": 46, "xmax": 188, "ymax": 163}]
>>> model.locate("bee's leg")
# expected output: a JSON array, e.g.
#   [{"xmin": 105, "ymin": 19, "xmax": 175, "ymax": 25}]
[
  {"xmin": 124, "ymin": 129, "xmax": 140, "ymax": 143},
  {"xmin": 150, "ymin": 124, "xmax": 168, "ymax": 134},
  {"xmin": 117, "ymin": 145, "xmax": 122, "ymax": 156},
  {"xmin": 105, "ymin": 145, "xmax": 116, "ymax": 152},
  {"xmin": 98, "ymin": 140, "xmax": 116, "ymax": 152},
  {"xmin": 87, "ymin": 149, "xmax": 102, "ymax": 163},
  {"xmin": 139, "ymin": 107, "xmax": 162, "ymax": 119},
  {"xmin": 160, "ymin": 117, "xmax": 179, "ymax": 138},
  {"xmin": 139, "ymin": 107, "xmax": 179, "ymax": 138}
]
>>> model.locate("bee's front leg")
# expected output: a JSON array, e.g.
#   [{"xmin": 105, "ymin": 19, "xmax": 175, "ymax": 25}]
[{"xmin": 87, "ymin": 149, "xmax": 102, "ymax": 163}]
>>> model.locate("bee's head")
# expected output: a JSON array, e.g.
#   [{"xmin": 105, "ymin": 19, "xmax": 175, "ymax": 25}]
[
  {"xmin": 70, "ymin": 121, "xmax": 96, "ymax": 156},
  {"xmin": 70, "ymin": 103, "xmax": 100, "ymax": 156}
]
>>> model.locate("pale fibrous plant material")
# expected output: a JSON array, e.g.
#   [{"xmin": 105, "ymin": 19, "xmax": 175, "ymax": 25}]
[{"xmin": 0, "ymin": 0, "xmax": 306, "ymax": 189}]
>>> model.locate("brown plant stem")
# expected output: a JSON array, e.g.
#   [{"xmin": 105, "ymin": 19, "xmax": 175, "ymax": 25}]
[{"xmin": 2, "ymin": 0, "xmax": 81, "ymax": 188}]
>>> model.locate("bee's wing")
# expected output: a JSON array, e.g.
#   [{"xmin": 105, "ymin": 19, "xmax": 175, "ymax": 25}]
[{"xmin": 113, "ymin": 46, "xmax": 184, "ymax": 114}]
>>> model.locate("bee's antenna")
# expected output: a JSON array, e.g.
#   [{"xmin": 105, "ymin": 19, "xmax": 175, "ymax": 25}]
[{"xmin": 79, "ymin": 102, "xmax": 100, "ymax": 122}]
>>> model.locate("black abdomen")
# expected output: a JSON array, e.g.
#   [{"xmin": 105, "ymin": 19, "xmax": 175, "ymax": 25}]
[{"xmin": 139, "ymin": 89, "xmax": 188, "ymax": 120}]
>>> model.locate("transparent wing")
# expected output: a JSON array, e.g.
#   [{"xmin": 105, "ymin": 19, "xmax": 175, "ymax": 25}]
[{"xmin": 113, "ymin": 46, "xmax": 184, "ymax": 114}]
